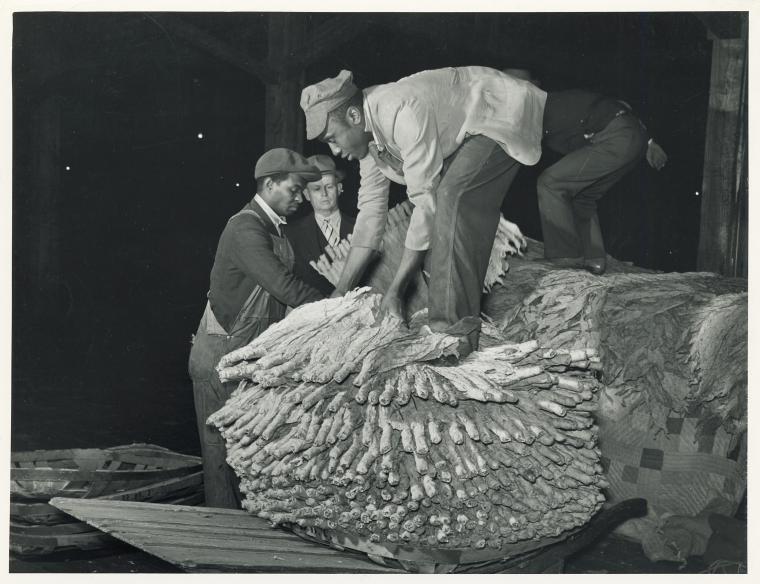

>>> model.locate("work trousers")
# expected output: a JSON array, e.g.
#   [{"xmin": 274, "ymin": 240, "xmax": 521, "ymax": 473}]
[
  {"xmin": 428, "ymin": 135, "xmax": 521, "ymax": 352},
  {"xmin": 188, "ymin": 322, "xmax": 246, "ymax": 510},
  {"xmin": 537, "ymin": 114, "xmax": 648, "ymax": 259}
]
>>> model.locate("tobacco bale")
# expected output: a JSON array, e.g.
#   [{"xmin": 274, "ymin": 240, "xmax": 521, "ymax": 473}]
[{"xmin": 209, "ymin": 293, "xmax": 607, "ymax": 552}]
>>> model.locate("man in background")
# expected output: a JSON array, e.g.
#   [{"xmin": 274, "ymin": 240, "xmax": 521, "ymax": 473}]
[
  {"xmin": 286, "ymin": 154, "xmax": 355, "ymax": 296},
  {"xmin": 503, "ymin": 68, "xmax": 668, "ymax": 275},
  {"xmin": 188, "ymin": 148, "xmax": 323, "ymax": 508}
]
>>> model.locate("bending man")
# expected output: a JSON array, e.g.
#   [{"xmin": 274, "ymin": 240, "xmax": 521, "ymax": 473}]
[
  {"xmin": 300, "ymin": 67, "xmax": 545, "ymax": 355},
  {"xmin": 503, "ymin": 69, "xmax": 668, "ymax": 275},
  {"xmin": 540, "ymin": 90, "xmax": 667, "ymax": 274}
]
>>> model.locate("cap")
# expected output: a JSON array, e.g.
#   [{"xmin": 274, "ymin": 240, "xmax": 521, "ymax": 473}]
[
  {"xmin": 254, "ymin": 148, "xmax": 322, "ymax": 181},
  {"xmin": 306, "ymin": 154, "xmax": 346, "ymax": 182},
  {"xmin": 300, "ymin": 70, "xmax": 359, "ymax": 140}
]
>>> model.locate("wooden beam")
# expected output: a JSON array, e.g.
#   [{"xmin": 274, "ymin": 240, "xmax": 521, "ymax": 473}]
[
  {"xmin": 696, "ymin": 35, "xmax": 747, "ymax": 276},
  {"xmin": 264, "ymin": 14, "xmax": 307, "ymax": 150},
  {"xmin": 284, "ymin": 15, "xmax": 375, "ymax": 73},
  {"xmin": 147, "ymin": 13, "xmax": 276, "ymax": 84}
]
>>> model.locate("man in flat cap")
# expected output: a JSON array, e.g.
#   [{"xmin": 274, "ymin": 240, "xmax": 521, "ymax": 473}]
[
  {"xmin": 188, "ymin": 148, "xmax": 324, "ymax": 508},
  {"xmin": 300, "ymin": 67, "xmax": 543, "ymax": 355},
  {"xmin": 286, "ymin": 155, "xmax": 356, "ymax": 296}
]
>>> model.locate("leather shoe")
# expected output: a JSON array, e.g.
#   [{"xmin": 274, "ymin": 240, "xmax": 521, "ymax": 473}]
[
  {"xmin": 583, "ymin": 258, "xmax": 607, "ymax": 275},
  {"xmin": 546, "ymin": 256, "xmax": 584, "ymax": 269}
]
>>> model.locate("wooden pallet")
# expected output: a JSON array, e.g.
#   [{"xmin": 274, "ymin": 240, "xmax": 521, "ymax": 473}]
[{"xmin": 50, "ymin": 497, "xmax": 646, "ymax": 573}]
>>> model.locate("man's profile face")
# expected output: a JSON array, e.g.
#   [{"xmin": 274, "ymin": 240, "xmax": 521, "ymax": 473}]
[
  {"xmin": 305, "ymin": 174, "xmax": 340, "ymax": 215},
  {"xmin": 265, "ymin": 174, "xmax": 306, "ymax": 216},
  {"xmin": 321, "ymin": 108, "xmax": 370, "ymax": 161}
]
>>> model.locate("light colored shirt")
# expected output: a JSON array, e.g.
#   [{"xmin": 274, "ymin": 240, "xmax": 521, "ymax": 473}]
[
  {"xmin": 352, "ymin": 66, "xmax": 547, "ymax": 251},
  {"xmin": 315, "ymin": 210, "xmax": 342, "ymax": 247},
  {"xmin": 254, "ymin": 194, "xmax": 287, "ymax": 236}
]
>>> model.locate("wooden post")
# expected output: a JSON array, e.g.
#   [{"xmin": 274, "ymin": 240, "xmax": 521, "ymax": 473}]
[
  {"xmin": 696, "ymin": 29, "xmax": 748, "ymax": 277},
  {"xmin": 264, "ymin": 14, "xmax": 307, "ymax": 151}
]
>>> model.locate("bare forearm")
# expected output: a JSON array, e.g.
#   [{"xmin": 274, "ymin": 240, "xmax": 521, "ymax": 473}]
[
  {"xmin": 388, "ymin": 247, "xmax": 427, "ymax": 295},
  {"xmin": 334, "ymin": 246, "xmax": 378, "ymax": 295}
]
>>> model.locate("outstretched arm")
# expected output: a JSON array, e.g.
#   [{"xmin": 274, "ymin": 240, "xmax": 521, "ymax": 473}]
[
  {"xmin": 332, "ymin": 245, "xmax": 379, "ymax": 296},
  {"xmin": 379, "ymin": 247, "xmax": 427, "ymax": 320},
  {"xmin": 332, "ymin": 154, "xmax": 391, "ymax": 296}
]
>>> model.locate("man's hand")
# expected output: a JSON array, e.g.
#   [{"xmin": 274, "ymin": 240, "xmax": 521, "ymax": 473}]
[
  {"xmin": 646, "ymin": 140, "xmax": 668, "ymax": 171},
  {"xmin": 378, "ymin": 247, "xmax": 427, "ymax": 324},
  {"xmin": 379, "ymin": 290, "xmax": 405, "ymax": 322},
  {"xmin": 310, "ymin": 235, "xmax": 354, "ymax": 287},
  {"xmin": 310, "ymin": 254, "xmax": 344, "ymax": 286},
  {"xmin": 502, "ymin": 219, "xmax": 527, "ymax": 256}
]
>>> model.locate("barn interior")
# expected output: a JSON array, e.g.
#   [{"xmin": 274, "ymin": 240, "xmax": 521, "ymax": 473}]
[{"xmin": 10, "ymin": 10, "xmax": 748, "ymax": 574}]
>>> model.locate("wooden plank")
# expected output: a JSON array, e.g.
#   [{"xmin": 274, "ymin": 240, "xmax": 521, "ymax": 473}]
[
  {"xmin": 140, "ymin": 544, "xmax": 399, "ymax": 573},
  {"xmin": 12, "ymin": 445, "xmax": 200, "ymax": 467},
  {"xmin": 50, "ymin": 498, "xmax": 399, "ymax": 573},
  {"xmin": 95, "ymin": 524, "xmax": 343, "ymax": 554},
  {"xmin": 88, "ymin": 459, "xmax": 126, "ymax": 497},
  {"xmin": 13, "ymin": 466, "xmax": 197, "ymax": 482},
  {"xmin": 97, "ymin": 470, "xmax": 203, "ymax": 502},
  {"xmin": 12, "ymin": 448, "xmax": 109, "ymax": 463},
  {"xmin": 10, "ymin": 520, "xmax": 96, "ymax": 536},
  {"xmin": 696, "ymin": 33, "xmax": 748, "ymax": 276},
  {"xmin": 93, "ymin": 514, "xmax": 328, "ymax": 541},
  {"xmin": 53, "ymin": 499, "xmax": 295, "ymax": 533}
]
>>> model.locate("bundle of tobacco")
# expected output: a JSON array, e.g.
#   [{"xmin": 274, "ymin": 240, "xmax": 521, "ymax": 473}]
[
  {"xmin": 210, "ymin": 290, "xmax": 607, "ymax": 550},
  {"xmin": 309, "ymin": 201, "xmax": 527, "ymax": 299}
]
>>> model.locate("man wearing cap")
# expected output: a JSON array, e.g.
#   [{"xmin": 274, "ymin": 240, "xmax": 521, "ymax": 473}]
[
  {"xmin": 188, "ymin": 148, "xmax": 324, "ymax": 508},
  {"xmin": 300, "ymin": 67, "xmax": 545, "ymax": 355},
  {"xmin": 286, "ymin": 155, "xmax": 356, "ymax": 296}
]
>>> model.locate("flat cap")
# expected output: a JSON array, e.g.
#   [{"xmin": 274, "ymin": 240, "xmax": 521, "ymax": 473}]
[
  {"xmin": 300, "ymin": 70, "xmax": 359, "ymax": 140},
  {"xmin": 254, "ymin": 148, "xmax": 322, "ymax": 181},
  {"xmin": 306, "ymin": 154, "xmax": 346, "ymax": 182}
]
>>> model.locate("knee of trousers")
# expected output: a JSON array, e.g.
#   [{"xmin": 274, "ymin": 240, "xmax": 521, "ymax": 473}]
[{"xmin": 536, "ymin": 171, "xmax": 563, "ymax": 202}]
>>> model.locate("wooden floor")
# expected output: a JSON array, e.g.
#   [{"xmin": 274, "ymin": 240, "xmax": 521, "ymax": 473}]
[{"xmin": 49, "ymin": 498, "xmax": 401, "ymax": 573}]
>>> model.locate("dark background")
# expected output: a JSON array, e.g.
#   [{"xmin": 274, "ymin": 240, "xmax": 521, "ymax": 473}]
[{"xmin": 12, "ymin": 12, "xmax": 715, "ymax": 454}]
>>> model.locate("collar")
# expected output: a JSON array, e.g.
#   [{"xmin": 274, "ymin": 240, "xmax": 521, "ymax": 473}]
[
  {"xmin": 315, "ymin": 209, "xmax": 341, "ymax": 226},
  {"xmin": 362, "ymin": 88, "xmax": 385, "ymax": 153},
  {"xmin": 253, "ymin": 194, "xmax": 287, "ymax": 230}
]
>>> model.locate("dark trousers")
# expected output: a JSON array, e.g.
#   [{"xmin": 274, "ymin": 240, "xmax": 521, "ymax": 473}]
[
  {"xmin": 428, "ymin": 135, "xmax": 521, "ymax": 351},
  {"xmin": 188, "ymin": 324, "xmax": 245, "ymax": 510},
  {"xmin": 537, "ymin": 114, "xmax": 648, "ymax": 259}
]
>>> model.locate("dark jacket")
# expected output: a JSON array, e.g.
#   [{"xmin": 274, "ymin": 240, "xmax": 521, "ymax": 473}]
[
  {"xmin": 286, "ymin": 211, "xmax": 356, "ymax": 296},
  {"xmin": 543, "ymin": 90, "xmax": 636, "ymax": 155},
  {"xmin": 208, "ymin": 199, "xmax": 323, "ymax": 331}
]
